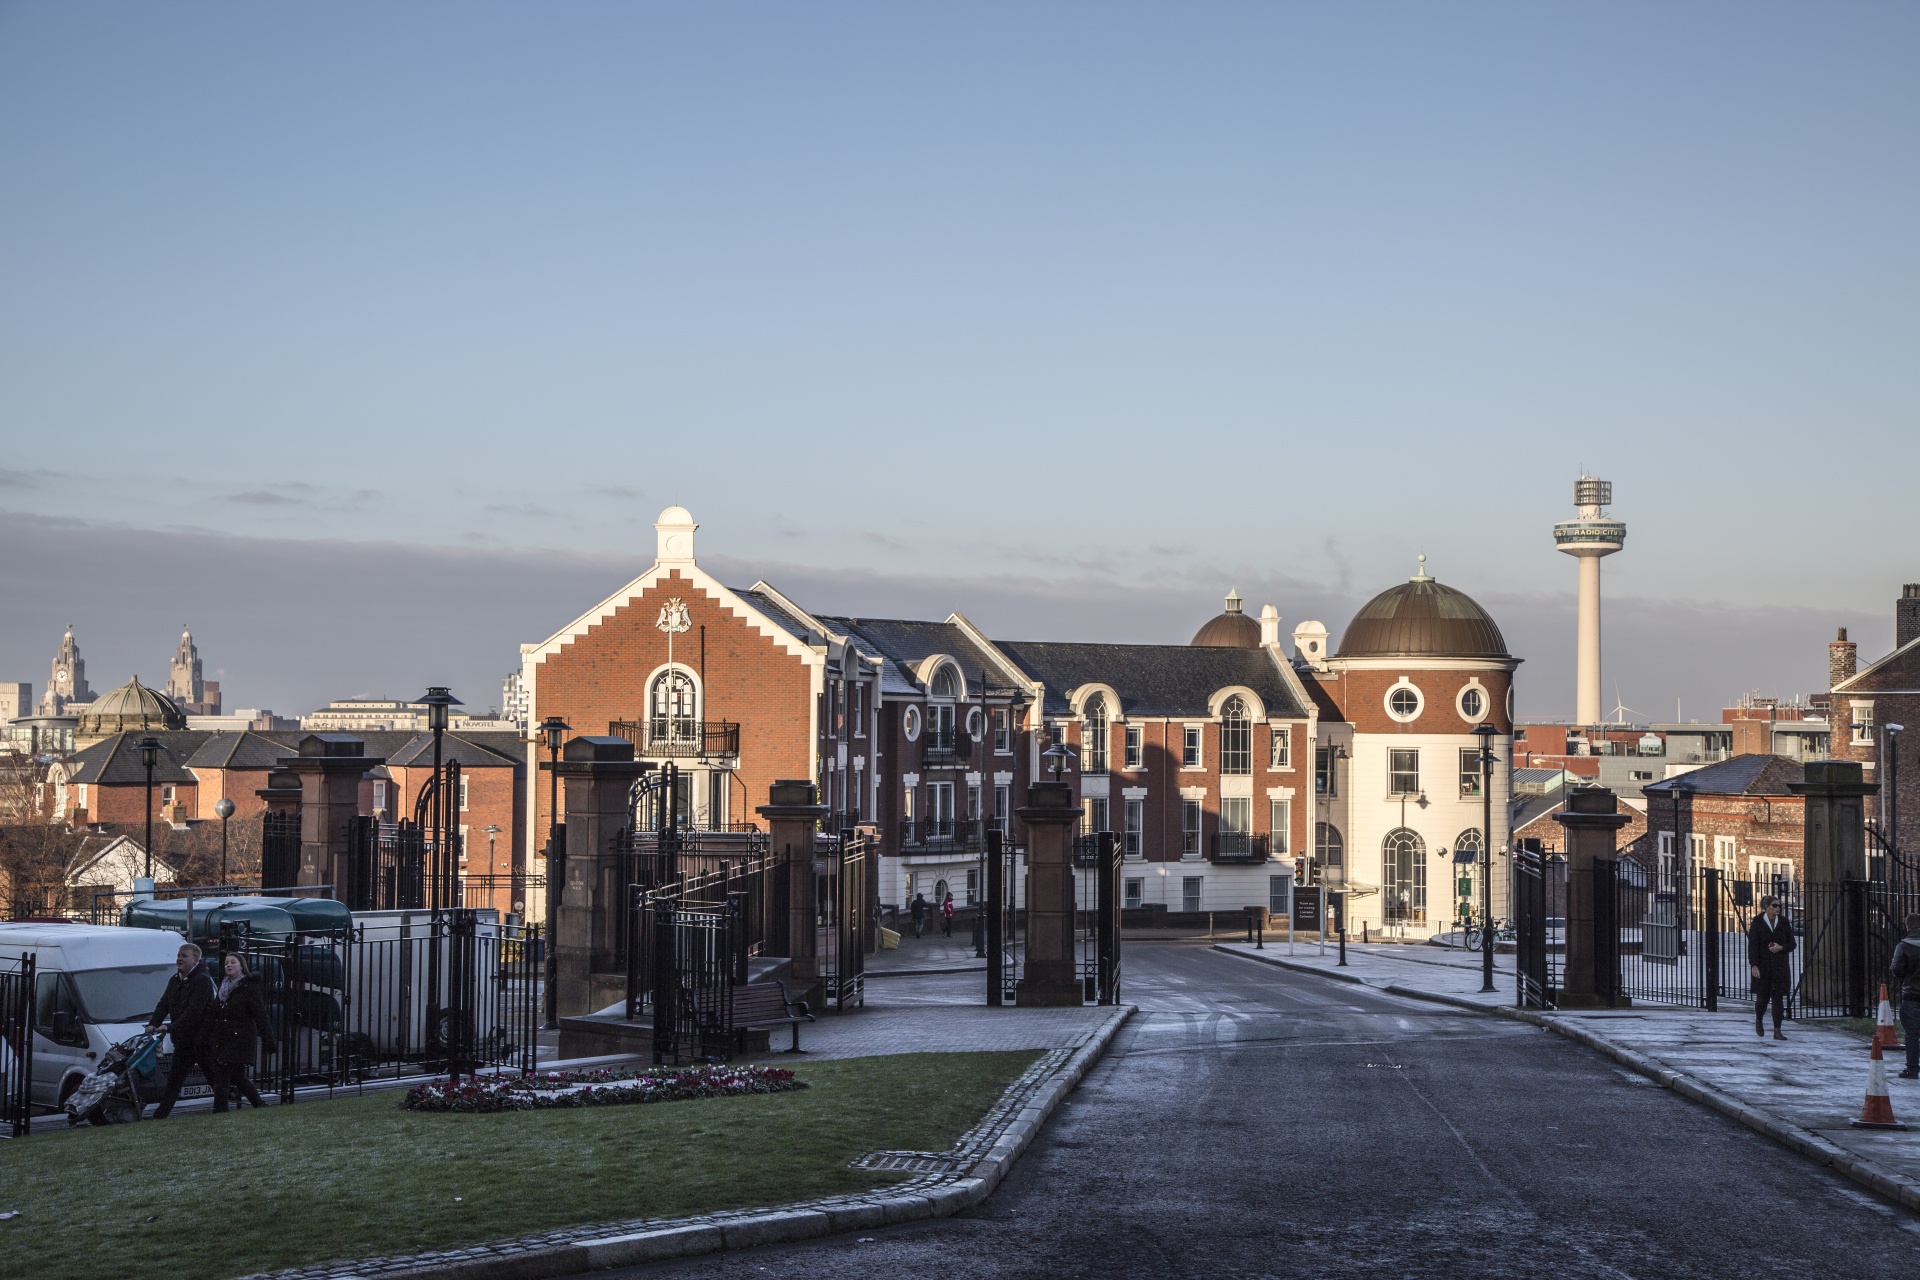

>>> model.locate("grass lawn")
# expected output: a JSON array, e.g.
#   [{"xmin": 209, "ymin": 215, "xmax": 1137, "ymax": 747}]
[{"xmin": 0, "ymin": 1051, "xmax": 1039, "ymax": 1280}]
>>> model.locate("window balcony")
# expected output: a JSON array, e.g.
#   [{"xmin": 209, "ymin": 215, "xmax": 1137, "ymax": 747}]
[
  {"xmin": 899, "ymin": 818, "xmax": 983, "ymax": 853},
  {"xmin": 610, "ymin": 719, "xmax": 740, "ymax": 760},
  {"xmin": 1209, "ymin": 831, "xmax": 1272, "ymax": 864}
]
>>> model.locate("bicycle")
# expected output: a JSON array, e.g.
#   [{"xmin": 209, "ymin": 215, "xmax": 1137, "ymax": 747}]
[{"xmin": 1464, "ymin": 917, "xmax": 1515, "ymax": 952}]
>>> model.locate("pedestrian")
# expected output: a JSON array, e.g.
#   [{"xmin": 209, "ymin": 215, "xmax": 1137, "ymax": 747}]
[
  {"xmin": 145, "ymin": 941, "xmax": 216, "ymax": 1118},
  {"xmin": 1748, "ymin": 895, "xmax": 1795, "ymax": 1041},
  {"xmin": 1888, "ymin": 913, "xmax": 1920, "ymax": 1079},
  {"xmin": 207, "ymin": 952, "xmax": 276, "ymax": 1111},
  {"xmin": 941, "ymin": 893, "xmax": 955, "ymax": 938},
  {"xmin": 910, "ymin": 892, "xmax": 929, "ymax": 939}
]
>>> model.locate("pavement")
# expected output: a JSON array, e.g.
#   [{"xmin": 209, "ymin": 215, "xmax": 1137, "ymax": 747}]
[
  {"xmin": 602, "ymin": 941, "xmax": 1920, "ymax": 1280},
  {"xmin": 1215, "ymin": 937, "xmax": 1920, "ymax": 1209}
]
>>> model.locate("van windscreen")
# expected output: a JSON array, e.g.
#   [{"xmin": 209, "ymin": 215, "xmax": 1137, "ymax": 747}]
[{"xmin": 70, "ymin": 965, "xmax": 175, "ymax": 1024}]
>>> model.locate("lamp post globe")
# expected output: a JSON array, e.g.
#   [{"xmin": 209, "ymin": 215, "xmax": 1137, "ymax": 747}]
[{"xmin": 214, "ymin": 796, "xmax": 236, "ymax": 886}]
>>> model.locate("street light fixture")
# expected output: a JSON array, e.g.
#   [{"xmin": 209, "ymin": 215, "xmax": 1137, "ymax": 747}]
[
  {"xmin": 1886, "ymin": 724, "xmax": 1905, "ymax": 861},
  {"xmin": 1472, "ymin": 722, "xmax": 1499, "ymax": 993},
  {"xmin": 1042, "ymin": 742, "xmax": 1076, "ymax": 780},
  {"xmin": 135, "ymin": 736, "xmax": 164, "ymax": 881},
  {"xmin": 536, "ymin": 714, "xmax": 570, "ymax": 1030},
  {"xmin": 214, "ymin": 797, "xmax": 235, "ymax": 885},
  {"xmin": 418, "ymin": 687, "xmax": 463, "ymax": 906}
]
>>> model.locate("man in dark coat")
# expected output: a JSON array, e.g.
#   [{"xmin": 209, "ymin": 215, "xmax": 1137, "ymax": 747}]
[
  {"xmin": 1748, "ymin": 895, "xmax": 1796, "ymax": 1041},
  {"xmin": 910, "ymin": 893, "xmax": 929, "ymax": 939},
  {"xmin": 145, "ymin": 941, "xmax": 216, "ymax": 1118},
  {"xmin": 1887, "ymin": 913, "xmax": 1920, "ymax": 1078}
]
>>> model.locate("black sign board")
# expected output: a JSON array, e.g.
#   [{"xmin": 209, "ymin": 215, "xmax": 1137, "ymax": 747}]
[{"xmin": 1292, "ymin": 886, "xmax": 1323, "ymax": 933}]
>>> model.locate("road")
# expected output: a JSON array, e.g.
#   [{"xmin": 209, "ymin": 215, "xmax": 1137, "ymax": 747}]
[{"xmin": 607, "ymin": 943, "xmax": 1920, "ymax": 1279}]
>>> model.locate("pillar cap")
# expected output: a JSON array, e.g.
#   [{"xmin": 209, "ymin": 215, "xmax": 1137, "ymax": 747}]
[
  {"xmin": 1553, "ymin": 786, "xmax": 1632, "ymax": 830},
  {"xmin": 1016, "ymin": 780, "xmax": 1079, "ymax": 823},
  {"xmin": 759, "ymin": 778, "xmax": 829, "ymax": 820},
  {"xmin": 1788, "ymin": 759, "xmax": 1880, "ymax": 798}
]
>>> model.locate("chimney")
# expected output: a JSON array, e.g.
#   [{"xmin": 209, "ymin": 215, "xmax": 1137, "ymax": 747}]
[
  {"xmin": 1259, "ymin": 604, "xmax": 1281, "ymax": 647},
  {"xmin": 1899, "ymin": 585, "xmax": 1920, "ymax": 650},
  {"xmin": 1830, "ymin": 627, "xmax": 1857, "ymax": 691}
]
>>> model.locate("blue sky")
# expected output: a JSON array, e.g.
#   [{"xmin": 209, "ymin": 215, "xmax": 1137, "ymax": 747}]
[{"xmin": 2, "ymin": 4, "xmax": 1915, "ymax": 718}]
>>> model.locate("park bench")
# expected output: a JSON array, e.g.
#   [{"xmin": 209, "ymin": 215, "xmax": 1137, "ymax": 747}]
[{"xmin": 731, "ymin": 981, "xmax": 814, "ymax": 1053}]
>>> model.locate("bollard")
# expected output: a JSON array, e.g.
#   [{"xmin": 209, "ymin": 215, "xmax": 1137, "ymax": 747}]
[{"xmin": 1256, "ymin": 919, "xmax": 1264, "ymax": 950}]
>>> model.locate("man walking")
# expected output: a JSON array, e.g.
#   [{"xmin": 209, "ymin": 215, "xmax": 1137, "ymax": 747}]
[
  {"xmin": 145, "ymin": 941, "xmax": 216, "ymax": 1118},
  {"xmin": 909, "ymin": 892, "xmax": 929, "ymax": 939},
  {"xmin": 1748, "ymin": 895, "xmax": 1795, "ymax": 1041},
  {"xmin": 1888, "ymin": 914, "xmax": 1920, "ymax": 1079}
]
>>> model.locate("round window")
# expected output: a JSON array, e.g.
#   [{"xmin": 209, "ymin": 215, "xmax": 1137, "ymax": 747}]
[
  {"xmin": 1388, "ymin": 686, "xmax": 1421, "ymax": 720},
  {"xmin": 1459, "ymin": 687, "xmax": 1485, "ymax": 720},
  {"xmin": 904, "ymin": 706, "xmax": 921, "ymax": 741},
  {"xmin": 966, "ymin": 707, "xmax": 984, "ymax": 739}
]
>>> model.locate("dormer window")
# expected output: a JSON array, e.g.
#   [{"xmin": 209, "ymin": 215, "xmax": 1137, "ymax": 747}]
[
  {"xmin": 930, "ymin": 666, "xmax": 960, "ymax": 699},
  {"xmin": 1220, "ymin": 696, "xmax": 1252, "ymax": 775},
  {"xmin": 1084, "ymin": 699, "xmax": 1110, "ymax": 774}
]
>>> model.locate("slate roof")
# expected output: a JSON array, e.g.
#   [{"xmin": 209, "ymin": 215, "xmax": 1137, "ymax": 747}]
[
  {"xmin": 1510, "ymin": 791, "xmax": 1568, "ymax": 833},
  {"xmin": 184, "ymin": 730, "xmax": 300, "ymax": 770},
  {"xmin": 1642, "ymin": 755, "xmax": 1804, "ymax": 798},
  {"xmin": 63, "ymin": 732, "xmax": 211, "ymax": 784},
  {"xmin": 995, "ymin": 642, "xmax": 1308, "ymax": 719},
  {"xmin": 730, "ymin": 588, "xmax": 820, "ymax": 644},
  {"xmin": 73, "ymin": 728, "xmax": 523, "ymax": 780},
  {"xmin": 819, "ymin": 617, "xmax": 1011, "ymax": 699}
]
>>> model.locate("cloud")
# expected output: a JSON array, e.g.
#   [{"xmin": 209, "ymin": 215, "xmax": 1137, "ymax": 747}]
[
  {"xmin": 483, "ymin": 503, "xmax": 554, "ymax": 518},
  {"xmin": 591, "ymin": 485, "xmax": 645, "ymax": 499},
  {"xmin": 222, "ymin": 490, "xmax": 303, "ymax": 506},
  {"xmin": 0, "ymin": 470, "xmax": 39, "ymax": 489}
]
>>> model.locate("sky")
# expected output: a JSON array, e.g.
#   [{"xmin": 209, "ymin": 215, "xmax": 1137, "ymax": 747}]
[{"xmin": 1, "ymin": 3, "xmax": 1915, "ymax": 720}]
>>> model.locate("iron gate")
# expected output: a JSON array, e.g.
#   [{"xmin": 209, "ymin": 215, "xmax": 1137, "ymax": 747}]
[
  {"xmin": 985, "ymin": 829, "xmax": 1025, "ymax": 1005},
  {"xmin": 649, "ymin": 899, "xmax": 736, "ymax": 1065},
  {"xmin": 2, "ymin": 952, "xmax": 31, "ymax": 1137},
  {"xmin": 818, "ymin": 829, "xmax": 869, "ymax": 1011},
  {"xmin": 1073, "ymin": 831, "xmax": 1121, "ymax": 1004},
  {"xmin": 262, "ymin": 810, "xmax": 301, "ymax": 891},
  {"xmin": 1513, "ymin": 846, "xmax": 1552, "ymax": 1009}
]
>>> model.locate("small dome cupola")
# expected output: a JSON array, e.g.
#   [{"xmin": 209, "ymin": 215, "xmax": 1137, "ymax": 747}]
[{"xmin": 1191, "ymin": 588, "xmax": 1263, "ymax": 649}]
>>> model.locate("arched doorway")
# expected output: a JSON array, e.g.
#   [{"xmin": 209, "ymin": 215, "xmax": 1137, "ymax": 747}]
[{"xmin": 1381, "ymin": 828, "xmax": 1427, "ymax": 924}]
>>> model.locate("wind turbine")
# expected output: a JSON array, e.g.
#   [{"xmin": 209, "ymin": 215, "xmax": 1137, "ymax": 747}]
[{"xmin": 1610, "ymin": 682, "xmax": 1642, "ymax": 726}]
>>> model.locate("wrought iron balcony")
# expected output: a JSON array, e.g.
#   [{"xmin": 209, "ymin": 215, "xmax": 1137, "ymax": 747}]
[
  {"xmin": 1209, "ymin": 831, "xmax": 1272, "ymax": 864},
  {"xmin": 609, "ymin": 719, "xmax": 740, "ymax": 759},
  {"xmin": 899, "ymin": 817, "xmax": 983, "ymax": 853}
]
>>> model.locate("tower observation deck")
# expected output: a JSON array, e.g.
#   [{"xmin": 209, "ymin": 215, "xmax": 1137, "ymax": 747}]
[{"xmin": 1555, "ymin": 477, "xmax": 1625, "ymax": 726}]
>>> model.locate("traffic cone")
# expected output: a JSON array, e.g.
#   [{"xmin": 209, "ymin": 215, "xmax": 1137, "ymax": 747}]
[
  {"xmin": 1852, "ymin": 1039, "xmax": 1908, "ymax": 1130},
  {"xmin": 1875, "ymin": 984, "xmax": 1902, "ymax": 1050}
]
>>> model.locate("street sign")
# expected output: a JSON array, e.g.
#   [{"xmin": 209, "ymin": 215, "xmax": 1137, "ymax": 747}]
[{"xmin": 1292, "ymin": 886, "xmax": 1322, "ymax": 933}]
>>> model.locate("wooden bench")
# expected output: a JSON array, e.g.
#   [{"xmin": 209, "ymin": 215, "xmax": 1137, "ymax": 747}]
[{"xmin": 731, "ymin": 981, "xmax": 814, "ymax": 1053}]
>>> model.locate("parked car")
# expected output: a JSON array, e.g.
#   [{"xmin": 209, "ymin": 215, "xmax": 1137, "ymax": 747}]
[{"xmin": 0, "ymin": 923, "xmax": 203, "ymax": 1112}]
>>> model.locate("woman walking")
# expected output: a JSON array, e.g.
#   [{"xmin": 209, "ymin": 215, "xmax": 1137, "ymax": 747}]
[{"xmin": 208, "ymin": 952, "xmax": 275, "ymax": 1111}]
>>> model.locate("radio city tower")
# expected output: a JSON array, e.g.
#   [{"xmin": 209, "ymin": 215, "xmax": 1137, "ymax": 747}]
[{"xmin": 1554, "ymin": 476, "xmax": 1626, "ymax": 726}]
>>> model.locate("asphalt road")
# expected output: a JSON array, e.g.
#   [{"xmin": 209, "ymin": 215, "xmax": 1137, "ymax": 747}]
[{"xmin": 608, "ymin": 943, "xmax": 1920, "ymax": 1279}]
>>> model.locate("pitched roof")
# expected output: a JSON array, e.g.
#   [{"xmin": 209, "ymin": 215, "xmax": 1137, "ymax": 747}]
[
  {"xmin": 1833, "ymin": 634, "xmax": 1920, "ymax": 694},
  {"xmin": 819, "ymin": 617, "xmax": 1012, "ymax": 699},
  {"xmin": 382, "ymin": 731, "xmax": 523, "ymax": 769},
  {"xmin": 64, "ymin": 732, "xmax": 210, "ymax": 785},
  {"xmin": 995, "ymin": 641, "xmax": 1309, "ymax": 718},
  {"xmin": 730, "ymin": 588, "xmax": 821, "ymax": 644},
  {"xmin": 1642, "ymin": 754, "xmax": 1804, "ymax": 798},
  {"xmin": 184, "ymin": 730, "xmax": 301, "ymax": 770}
]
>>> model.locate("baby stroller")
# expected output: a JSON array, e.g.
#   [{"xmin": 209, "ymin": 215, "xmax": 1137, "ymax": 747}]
[{"xmin": 65, "ymin": 1029, "xmax": 165, "ymax": 1125}]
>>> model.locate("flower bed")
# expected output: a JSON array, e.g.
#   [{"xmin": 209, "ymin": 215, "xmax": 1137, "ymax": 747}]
[{"xmin": 401, "ymin": 1064, "xmax": 807, "ymax": 1114}]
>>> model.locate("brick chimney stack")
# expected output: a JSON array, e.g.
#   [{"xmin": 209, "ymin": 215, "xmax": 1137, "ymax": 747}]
[
  {"xmin": 1898, "ymin": 585, "xmax": 1920, "ymax": 650},
  {"xmin": 1831, "ymin": 627, "xmax": 1857, "ymax": 691}
]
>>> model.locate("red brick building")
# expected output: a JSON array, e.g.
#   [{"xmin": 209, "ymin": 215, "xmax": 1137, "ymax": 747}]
[
  {"xmin": 1828, "ymin": 583, "xmax": 1920, "ymax": 853},
  {"xmin": 1642, "ymin": 757, "xmax": 1807, "ymax": 893}
]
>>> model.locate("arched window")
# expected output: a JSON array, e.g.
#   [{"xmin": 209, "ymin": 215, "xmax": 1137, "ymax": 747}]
[
  {"xmin": 930, "ymin": 665, "xmax": 959, "ymax": 699},
  {"xmin": 1315, "ymin": 822, "xmax": 1343, "ymax": 870},
  {"xmin": 1220, "ymin": 695, "xmax": 1252, "ymax": 775},
  {"xmin": 1382, "ymin": 828, "xmax": 1427, "ymax": 923},
  {"xmin": 1083, "ymin": 698, "xmax": 1109, "ymax": 774},
  {"xmin": 649, "ymin": 670, "xmax": 698, "ymax": 748}
]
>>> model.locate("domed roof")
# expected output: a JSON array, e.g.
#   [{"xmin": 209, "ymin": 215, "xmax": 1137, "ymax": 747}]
[
  {"xmin": 1335, "ymin": 563, "xmax": 1508, "ymax": 659},
  {"xmin": 1191, "ymin": 589, "xmax": 1262, "ymax": 649},
  {"xmin": 78, "ymin": 676, "xmax": 186, "ymax": 733}
]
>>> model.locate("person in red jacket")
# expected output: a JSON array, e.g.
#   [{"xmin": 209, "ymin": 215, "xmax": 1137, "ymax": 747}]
[{"xmin": 941, "ymin": 893, "xmax": 956, "ymax": 938}]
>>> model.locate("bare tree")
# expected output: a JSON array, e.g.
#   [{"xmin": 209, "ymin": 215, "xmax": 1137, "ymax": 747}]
[{"xmin": 0, "ymin": 752, "xmax": 89, "ymax": 916}]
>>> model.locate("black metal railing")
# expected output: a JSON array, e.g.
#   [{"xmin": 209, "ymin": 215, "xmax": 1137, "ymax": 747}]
[
  {"xmin": 610, "ymin": 719, "xmax": 740, "ymax": 759},
  {"xmin": 1, "ymin": 952, "xmax": 32, "ymax": 1137},
  {"xmin": 1209, "ymin": 831, "xmax": 1271, "ymax": 864},
  {"xmin": 262, "ymin": 810, "xmax": 301, "ymax": 890},
  {"xmin": 899, "ymin": 818, "xmax": 983, "ymax": 852}
]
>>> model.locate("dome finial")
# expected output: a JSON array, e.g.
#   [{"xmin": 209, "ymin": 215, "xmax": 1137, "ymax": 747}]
[
  {"xmin": 1224, "ymin": 587, "xmax": 1242, "ymax": 614},
  {"xmin": 1411, "ymin": 554, "xmax": 1432, "ymax": 583}
]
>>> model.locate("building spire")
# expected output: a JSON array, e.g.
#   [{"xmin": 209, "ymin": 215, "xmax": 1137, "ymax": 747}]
[{"xmin": 1410, "ymin": 554, "xmax": 1433, "ymax": 583}]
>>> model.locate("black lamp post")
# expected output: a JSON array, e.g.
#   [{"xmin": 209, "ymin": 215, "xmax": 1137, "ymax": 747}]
[
  {"xmin": 214, "ymin": 797, "xmax": 235, "ymax": 885},
  {"xmin": 1886, "ymin": 724, "xmax": 1905, "ymax": 862},
  {"xmin": 1472, "ymin": 722, "xmax": 1499, "ymax": 993},
  {"xmin": 419, "ymin": 687, "xmax": 462, "ymax": 906},
  {"xmin": 1671, "ymin": 779, "xmax": 1695, "ymax": 957},
  {"xmin": 537, "ymin": 715, "xmax": 570, "ymax": 1030},
  {"xmin": 136, "ymin": 735, "xmax": 163, "ymax": 880}
]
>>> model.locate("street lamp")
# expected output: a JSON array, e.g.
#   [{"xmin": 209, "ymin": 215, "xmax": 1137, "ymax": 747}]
[
  {"xmin": 214, "ymin": 797, "xmax": 235, "ymax": 885},
  {"xmin": 135, "ymin": 736, "xmax": 164, "ymax": 880},
  {"xmin": 483, "ymin": 824, "xmax": 501, "ymax": 908},
  {"xmin": 536, "ymin": 714, "xmax": 570, "ymax": 1030},
  {"xmin": 1042, "ymin": 742, "xmax": 1076, "ymax": 780},
  {"xmin": 1472, "ymin": 722, "xmax": 1499, "ymax": 993},
  {"xmin": 418, "ymin": 687, "xmax": 462, "ymax": 906},
  {"xmin": 1886, "ymin": 724, "xmax": 1905, "ymax": 861},
  {"xmin": 1670, "ymin": 778, "xmax": 1695, "ymax": 958}
]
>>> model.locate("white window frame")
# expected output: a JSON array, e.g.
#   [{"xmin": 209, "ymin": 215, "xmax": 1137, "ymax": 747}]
[
  {"xmin": 1124, "ymin": 724, "xmax": 1144, "ymax": 770},
  {"xmin": 993, "ymin": 707, "xmax": 1011, "ymax": 753},
  {"xmin": 1124, "ymin": 798, "xmax": 1144, "ymax": 858},
  {"xmin": 903, "ymin": 705, "xmax": 921, "ymax": 741},
  {"xmin": 1852, "ymin": 700, "xmax": 1875, "ymax": 745},
  {"xmin": 1181, "ymin": 798, "xmax": 1203, "ymax": 858},
  {"xmin": 1270, "ymin": 799, "xmax": 1290, "ymax": 856},
  {"xmin": 1182, "ymin": 876, "xmax": 1204, "ymax": 914},
  {"xmin": 459, "ymin": 774, "xmax": 470, "ymax": 812},
  {"xmin": 1389, "ymin": 748, "xmax": 1421, "ymax": 796},
  {"xmin": 1269, "ymin": 726, "xmax": 1290, "ymax": 770},
  {"xmin": 1124, "ymin": 877, "xmax": 1145, "ymax": 909},
  {"xmin": 1182, "ymin": 725, "xmax": 1203, "ymax": 769},
  {"xmin": 1456, "ymin": 682, "xmax": 1489, "ymax": 723},
  {"xmin": 1385, "ymin": 679, "xmax": 1424, "ymax": 723}
]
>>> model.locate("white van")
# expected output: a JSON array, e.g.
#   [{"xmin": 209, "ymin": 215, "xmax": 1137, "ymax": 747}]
[{"xmin": 0, "ymin": 923, "xmax": 193, "ymax": 1111}]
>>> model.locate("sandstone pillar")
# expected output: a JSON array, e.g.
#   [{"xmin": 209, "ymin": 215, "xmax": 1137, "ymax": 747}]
[
  {"xmin": 279, "ymin": 734, "xmax": 383, "ymax": 892},
  {"xmin": 549, "ymin": 736, "xmax": 652, "ymax": 1019},
  {"xmin": 1016, "ymin": 781, "xmax": 1083, "ymax": 1007},
  {"xmin": 759, "ymin": 780, "xmax": 829, "ymax": 1009},
  {"xmin": 1553, "ymin": 786, "xmax": 1632, "ymax": 1009},
  {"xmin": 1790, "ymin": 760, "xmax": 1878, "ymax": 884}
]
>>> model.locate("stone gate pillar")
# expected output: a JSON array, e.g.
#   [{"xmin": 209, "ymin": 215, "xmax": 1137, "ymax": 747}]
[
  {"xmin": 1553, "ymin": 786, "xmax": 1632, "ymax": 1009},
  {"xmin": 1790, "ymin": 760, "xmax": 1878, "ymax": 883},
  {"xmin": 759, "ymin": 780, "xmax": 829, "ymax": 1009},
  {"xmin": 549, "ymin": 736, "xmax": 651, "ymax": 1019},
  {"xmin": 279, "ymin": 735, "xmax": 384, "ymax": 892},
  {"xmin": 1016, "ymin": 780, "xmax": 1083, "ymax": 1007}
]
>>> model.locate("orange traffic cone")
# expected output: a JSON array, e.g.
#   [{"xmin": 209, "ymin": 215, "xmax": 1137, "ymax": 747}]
[
  {"xmin": 1853, "ymin": 1039, "xmax": 1908, "ymax": 1130},
  {"xmin": 1875, "ymin": 984, "xmax": 1902, "ymax": 1049}
]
